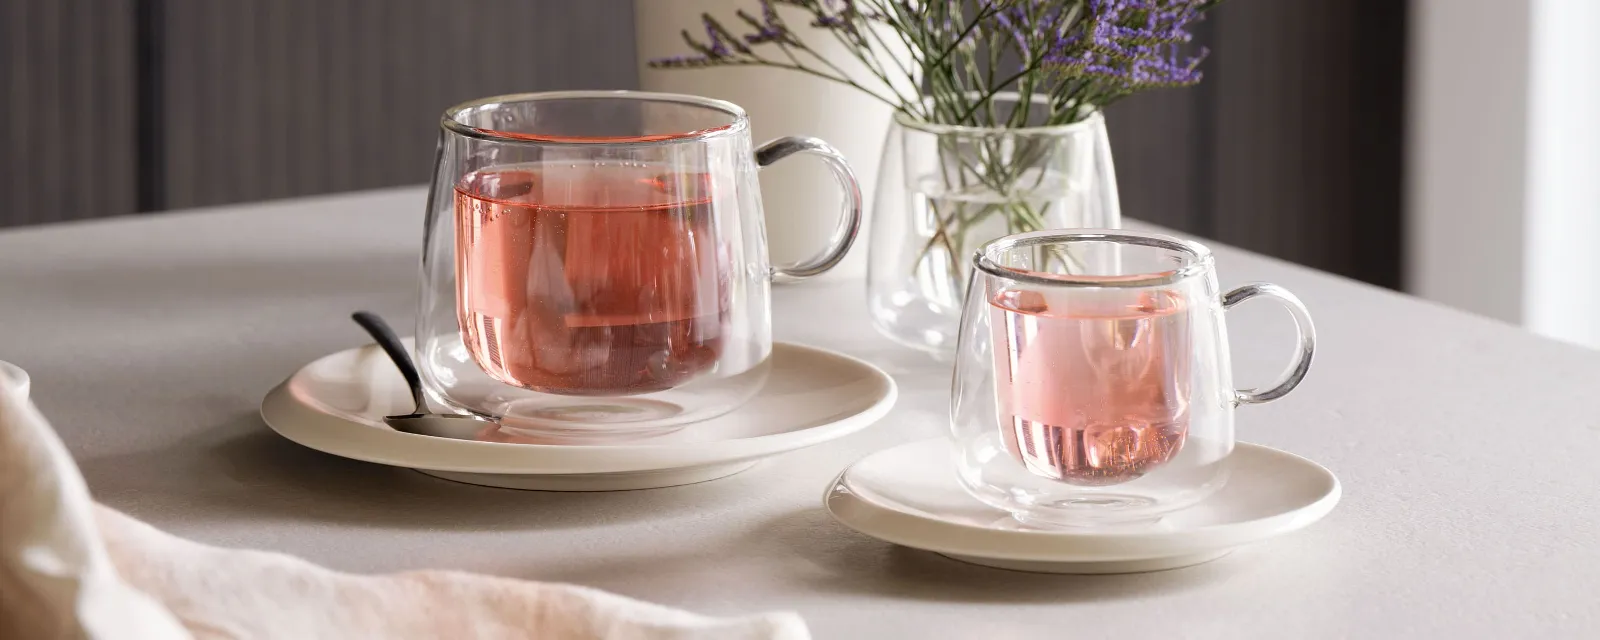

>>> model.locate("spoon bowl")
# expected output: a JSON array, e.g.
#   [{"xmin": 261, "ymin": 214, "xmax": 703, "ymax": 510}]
[
  {"xmin": 350, "ymin": 311, "xmax": 498, "ymax": 439},
  {"xmin": 384, "ymin": 413, "xmax": 497, "ymax": 440}
]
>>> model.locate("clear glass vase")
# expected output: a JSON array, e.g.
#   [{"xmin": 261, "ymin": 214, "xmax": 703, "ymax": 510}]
[{"xmin": 866, "ymin": 98, "xmax": 1121, "ymax": 356}]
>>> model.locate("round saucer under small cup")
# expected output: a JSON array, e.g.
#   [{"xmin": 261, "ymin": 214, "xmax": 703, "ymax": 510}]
[
  {"xmin": 824, "ymin": 438, "xmax": 1339, "ymax": 574},
  {"xmin": 260, "ymin": 341, "xmax": 896, "ymax": 491},
  {"xmin": 0, "ymin": 360, "xmax": 29, "ymax": 399}
]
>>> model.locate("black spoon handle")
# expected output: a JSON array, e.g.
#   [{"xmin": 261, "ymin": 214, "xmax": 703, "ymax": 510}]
[{"xmin": 351, "ymin": 311, "xmax": 427, "ymax": 412}]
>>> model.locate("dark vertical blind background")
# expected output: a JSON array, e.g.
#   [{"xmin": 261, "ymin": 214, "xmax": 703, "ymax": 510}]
[
  {"xmin": 1103, "ymin": 0, "xmax": 1406, "ymax": 289},
  {"xmin": 2, "ymin": 0, "xmax": 139, "ymax": 226},
  {"xmin": 0, "ymin": 0, "xmax": 1404, "ymax": 289}
]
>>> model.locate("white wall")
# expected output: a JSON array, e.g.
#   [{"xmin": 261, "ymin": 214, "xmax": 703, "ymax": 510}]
[
  {"xmin": 1407, "ymin": 0, "xmax": 1600, "ymax": 348},
  {"xmin": 1523, "ymin": 0, "xmax": 1600, "ymax": 347}
]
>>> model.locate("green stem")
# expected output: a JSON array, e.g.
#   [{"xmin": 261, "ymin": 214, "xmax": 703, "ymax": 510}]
[
  {"xmin": 954, "ymin": 63, "xmax": 1041, "ymax": 124},
  {"xmin": 722, "ymin": 58, "xmax": 902, "ymax": 111}
]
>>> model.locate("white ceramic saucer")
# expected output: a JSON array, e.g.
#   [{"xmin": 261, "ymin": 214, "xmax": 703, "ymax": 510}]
[
  {"xmin": 261, "ymin": 341, "xmax": 895, "ymax": 491},
  {"xmin": 825, "ymin": 438, "xmax": 1339, "ymax": 574}
]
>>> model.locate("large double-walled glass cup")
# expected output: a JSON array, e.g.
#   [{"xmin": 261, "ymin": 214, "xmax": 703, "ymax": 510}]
[
  {"xmin": 951, "ymin": 230, "xmax": 1315, "ymax": 526},
  {"xmin": 418, "ymin": 91, "xmax": 862, "ymax": 441}
]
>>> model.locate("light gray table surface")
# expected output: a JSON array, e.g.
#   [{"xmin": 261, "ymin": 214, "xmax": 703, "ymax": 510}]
[{"xmin": 3, "ymin": 187, "xmax": 1598, "ymax": 638}]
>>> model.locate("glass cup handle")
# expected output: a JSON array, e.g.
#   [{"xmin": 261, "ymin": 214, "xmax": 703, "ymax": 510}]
[
  {"xmin": 755, "ymin": 136, "xmax": 864, "ymax": 283},
  {"xmin": 1223, "ymin": 283, "xmax": 1317, "ymax": 405}
]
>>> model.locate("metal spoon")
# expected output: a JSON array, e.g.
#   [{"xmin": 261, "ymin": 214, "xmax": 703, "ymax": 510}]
[{"xmin": 350, "ymin": 311, "xmax": 497, "ymax": 440}]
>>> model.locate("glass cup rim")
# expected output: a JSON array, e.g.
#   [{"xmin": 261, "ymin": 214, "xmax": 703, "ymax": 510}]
[
  {"xmin": 973, "ymin": 229, "xmax": 1216, "ymax": 288},
  {"xmin": 440, "ymin": 90, "xmax": 750, "ymax": 146}
]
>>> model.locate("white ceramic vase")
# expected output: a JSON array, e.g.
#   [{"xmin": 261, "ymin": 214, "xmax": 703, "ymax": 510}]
[{"xmin": 634, "ymin": 0, "xmax": 911, "ymax": 281}]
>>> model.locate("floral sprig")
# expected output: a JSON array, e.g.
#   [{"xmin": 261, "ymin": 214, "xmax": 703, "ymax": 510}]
[
  {"xmin": 651, "ymin": 1, "xmax": 1221, "ymax": 277},
  {"xmin": 650, "ymin": 0, "xmax": 1219, "ymax": 128}
]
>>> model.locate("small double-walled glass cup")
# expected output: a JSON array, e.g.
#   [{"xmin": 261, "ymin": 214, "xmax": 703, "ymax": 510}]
[{"xmin": 951, "ymin": 230, "xmax": 1315, "ymax": 527}]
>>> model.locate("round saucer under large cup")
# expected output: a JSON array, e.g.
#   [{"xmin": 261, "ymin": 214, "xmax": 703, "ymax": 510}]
[
  {"xmin": 261, "ymin": 341, "xmax": 895, "ymax": 491},
  {"xmin": 824, "ymin": 438, "xmax": 1339, "ymax": 574}
]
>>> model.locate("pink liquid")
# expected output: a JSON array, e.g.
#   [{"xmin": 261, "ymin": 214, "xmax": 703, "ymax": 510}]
[
  {"xmin": 454, "ymin": 163, "xmax": 729, "ymax": 396},
  {"xmin": 990, "ymin": 287, "xmax": 1192, "ymax": 486}
]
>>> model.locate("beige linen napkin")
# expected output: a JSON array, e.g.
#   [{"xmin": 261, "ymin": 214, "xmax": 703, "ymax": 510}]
[{"xmin": 0, "ymin": 382, "xmax": 809, "ymax": 639}]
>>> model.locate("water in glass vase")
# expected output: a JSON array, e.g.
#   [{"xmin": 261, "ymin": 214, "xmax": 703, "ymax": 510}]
[
  {"xmin": 910, "ymin": 170, "xmax": 1086, "ymax": 310},
  {"xmin": 989, "ymin": 286, "xmax": 1192, "ymax": 486},
  {"xmin": 454, "ymin": 162, "xmax": 729, "ymax": 396}
]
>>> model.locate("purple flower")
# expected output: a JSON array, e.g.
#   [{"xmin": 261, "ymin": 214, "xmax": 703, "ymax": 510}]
[
  {"xmin": 993, "ymin": 10, "xmax": 1028, "ymax": 57},
  {"xmin": 739, "ymin": 2, "xmax": 788, "ymax": 44},
  {"xmin": 701, "ymin": 14, "xmax": 751, "ymax": 57},
  {"xmin": 995, "ymin": 1, "xmax": 1069, "ymax": 61},
  {"xmin": 647, "ymin": 0, "xmax": 1219, "ymax": 121},
  {"xmin": 1045, "ymin": 0, "xmax": 1209, "ymax": 89},
  {"xmin": 651, "ymin": 53, "xmax": 714, "ymax": 68},
  {"xmin": 811, "ymin": 0, "xmax": 863, "ymax": 30}
]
